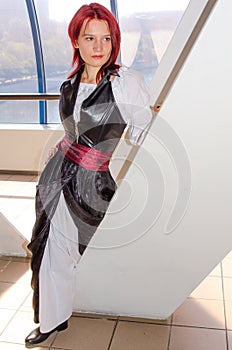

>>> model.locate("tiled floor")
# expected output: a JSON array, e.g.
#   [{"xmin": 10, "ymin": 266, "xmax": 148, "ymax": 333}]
[{"xmin": 1, "ymin": 173, "xmax": 232, "ymax": 349}]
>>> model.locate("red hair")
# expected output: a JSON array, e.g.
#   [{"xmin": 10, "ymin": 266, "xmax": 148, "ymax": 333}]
[{"xmin": 68, "ymin": 3, "xmax": 121, "ymax": 81}]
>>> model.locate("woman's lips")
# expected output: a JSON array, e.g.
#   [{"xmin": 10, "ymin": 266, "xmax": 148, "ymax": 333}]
[{"xmin": 92, "ymin": 55, "xmax": 103, "ymax": 59}]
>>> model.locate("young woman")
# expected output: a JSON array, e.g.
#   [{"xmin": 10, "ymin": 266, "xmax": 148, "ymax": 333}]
[{"xmin": 25, "ymin": 3, "xmax": 152, "ymax": 346}]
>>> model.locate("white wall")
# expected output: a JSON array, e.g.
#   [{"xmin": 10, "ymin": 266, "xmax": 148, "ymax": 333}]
[
  {"xmin": 0, "ymin": 213, "xmax": 28, "ymax": 256},
  {"xmin": 0, "ymin": 126, "xmax": 63, "ymax": 256},
  {"xmin": 72, "ymin": 0, "xmax": 232, "ymax": 319},
  {"xmin": 0, "ymin": 125, "xmax": 63, "ymax": 173}
]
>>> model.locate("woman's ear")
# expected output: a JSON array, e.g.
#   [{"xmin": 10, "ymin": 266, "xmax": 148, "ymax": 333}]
[{"xmin": 74, "ymin": 40, "xmax": 79, "ymax": 49}]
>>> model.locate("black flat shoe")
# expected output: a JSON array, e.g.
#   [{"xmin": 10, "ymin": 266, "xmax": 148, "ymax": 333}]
[{"xmin": 25, "ymin": 320, "xmax": 68, "ymax": 346}]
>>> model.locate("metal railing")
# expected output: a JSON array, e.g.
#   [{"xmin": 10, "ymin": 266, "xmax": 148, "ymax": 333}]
[{"xmin": 0, "ymin": 93, "xmax": 60, "ymax": 101}]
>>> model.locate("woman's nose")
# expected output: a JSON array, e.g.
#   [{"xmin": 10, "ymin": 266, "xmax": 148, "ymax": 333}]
[{"xmin": 93, "ymin": 39, "xmax": 102, "ymax": 51}]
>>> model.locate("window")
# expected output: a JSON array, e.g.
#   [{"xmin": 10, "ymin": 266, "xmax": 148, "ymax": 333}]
[
  {"xmin": 0, "ymin": 0, "xmax": 38, "ymax": 122},
  {"xmin": 0, "ymin": 0, "xmax": 189, "ymax": 124},
  {"xmin": 118, "ymin": 0, "xmax": 190, "ymax": 84}
]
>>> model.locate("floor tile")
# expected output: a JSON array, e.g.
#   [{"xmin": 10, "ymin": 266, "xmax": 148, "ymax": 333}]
[
  {"xmin": 109, "ymin": 321, "xmax": 170, "ymax": 350},
  {"xmin": 0, "ymin": 282, "xmax": 31, "ymax": 309},
  {"xmin": 169, "ymin": 326, "xmax": 227, "ymax": 350},
  {"xmin": 52, "ymin": 316, "xmax": 116, "ymax": 350},
  {"xmin": 190, "ymin": 276, "xmax": 223, "ymax": 300},
  {"xmin": 223, "ymin": 278, "xmax": 232, "ymax": 301},
  {"xmin": 119, "ymin": 314, "xmax": 172, "ymax": 325},
  {"xmin": 222, "ymin": 259, "xmax": 232, "ymax": 278},
  {"xmin": 0, "ymin": 342, "xmax": 48, "ymax": 350},
  {"xmin": 10, "ymin": 257, "xmax": 30, "ymax": 263},
  {"xmin": 227, "ymin": 330, "xmax": 232, "ymax": 350},
  {"xmin": 0, "ymin": 309, "xmax": 16, "ymax": 335},
  {"xmin": 0, "ymin": 310, "xmax": 54, "ymax": 347},
  {"xmin": 172, "ymin": 298, "xmax": 225, "ymax": 329},
  {"xmin": 0, "ymin": 257, "xmax": 11, "ymax": 262},
  {"xmin": 224, "ymin": 301, "xmax": 232, "ymax": 330},
  {"xmin": 0, "ymin": 260, "xmax": 10, "ymax": 271},
  {"xmin": 0, "ymin": 261, "xmax": 31, "ymax": 284},
  {"xmin": 18, "ymin": 292, "xmax": 33, "ymax": 313},
  {"xmin": 73, "ymin": 311, "xmax": 118, "ymax": 320}
]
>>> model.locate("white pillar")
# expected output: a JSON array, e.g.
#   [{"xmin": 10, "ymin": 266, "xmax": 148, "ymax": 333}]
[{"xmin": 73, "ymin": 0, "xmax": 232, "ymax": 319}]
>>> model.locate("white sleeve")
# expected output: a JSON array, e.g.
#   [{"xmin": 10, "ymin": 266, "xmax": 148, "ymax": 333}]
[{"xmin": 113, "ymin": 68, "xmax": 153, "ymax": 146}]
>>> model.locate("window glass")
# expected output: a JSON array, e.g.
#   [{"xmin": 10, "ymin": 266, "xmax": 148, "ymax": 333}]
[
  {"xmin": 35, "ymin": 0, "xmax": 111, "ymax": 123},
  {"xmin": 0, "ymin": 0, "xmax": 38, "ymax": 123},
  {"xmin": 117, "ymin": 0, "xmax": 190, "ymax": 84},
  {"xmin": 0, "ymin": 100, "xmax": 39, "ymax": 123},
  {"xmin": 0, "ymin": 0, "xmax": 190, "ymax": 124}
]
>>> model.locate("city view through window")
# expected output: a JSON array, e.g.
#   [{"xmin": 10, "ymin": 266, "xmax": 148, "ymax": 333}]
[{"xmin": 0, "ymin": 0, "xmax": 189, "ymax": 123}]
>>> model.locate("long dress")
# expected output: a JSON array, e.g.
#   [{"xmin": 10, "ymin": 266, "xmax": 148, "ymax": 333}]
[{"xmin": 28, "ymin": 67, "xmax": 152, "ymax": 332}]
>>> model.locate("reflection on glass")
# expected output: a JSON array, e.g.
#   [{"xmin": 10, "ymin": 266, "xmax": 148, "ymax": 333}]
[{"xmin": 117, "ymin": 0, "xmax": 190, "ymax": 84}]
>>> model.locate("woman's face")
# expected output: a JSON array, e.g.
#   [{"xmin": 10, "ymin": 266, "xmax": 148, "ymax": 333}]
[{"xmin": 75, "ymin": 19, "xmax": 112, "ymax": 70}]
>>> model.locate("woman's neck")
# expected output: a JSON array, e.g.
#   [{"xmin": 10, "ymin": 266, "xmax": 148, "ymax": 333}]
[{"xmin": 81, "ymin": 66, "xmax": 100, "ymax": 84}]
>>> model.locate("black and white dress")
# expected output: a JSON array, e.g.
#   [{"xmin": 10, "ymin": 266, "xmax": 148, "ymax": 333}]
[{"xmin": 28, "ymin": 66, "xmax": 153, "ymax": 332}]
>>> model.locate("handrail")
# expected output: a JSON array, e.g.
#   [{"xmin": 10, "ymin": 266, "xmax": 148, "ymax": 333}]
[{"xmin": 0, "ymin": 93, "xmax": 60, "ymax": 101}]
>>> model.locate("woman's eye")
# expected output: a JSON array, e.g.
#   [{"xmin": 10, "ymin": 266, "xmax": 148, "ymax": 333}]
[
  {"xmin": 86, "ymin": 36, "xmax": 93, "ymax": 41},
  {"xmin": 104, "ymin": 37, "xmax": 111, "ymax": 41}
]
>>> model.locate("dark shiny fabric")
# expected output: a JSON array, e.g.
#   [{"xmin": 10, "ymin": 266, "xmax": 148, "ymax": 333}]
[{"xmin": 28, "ymin": 68, "xmax": 126, "ymax": 323}]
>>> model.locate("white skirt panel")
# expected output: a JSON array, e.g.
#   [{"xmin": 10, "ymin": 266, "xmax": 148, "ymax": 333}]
[{"xmin": 39, "ymin": 192, "xmax": 81, "ymax": 333}]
